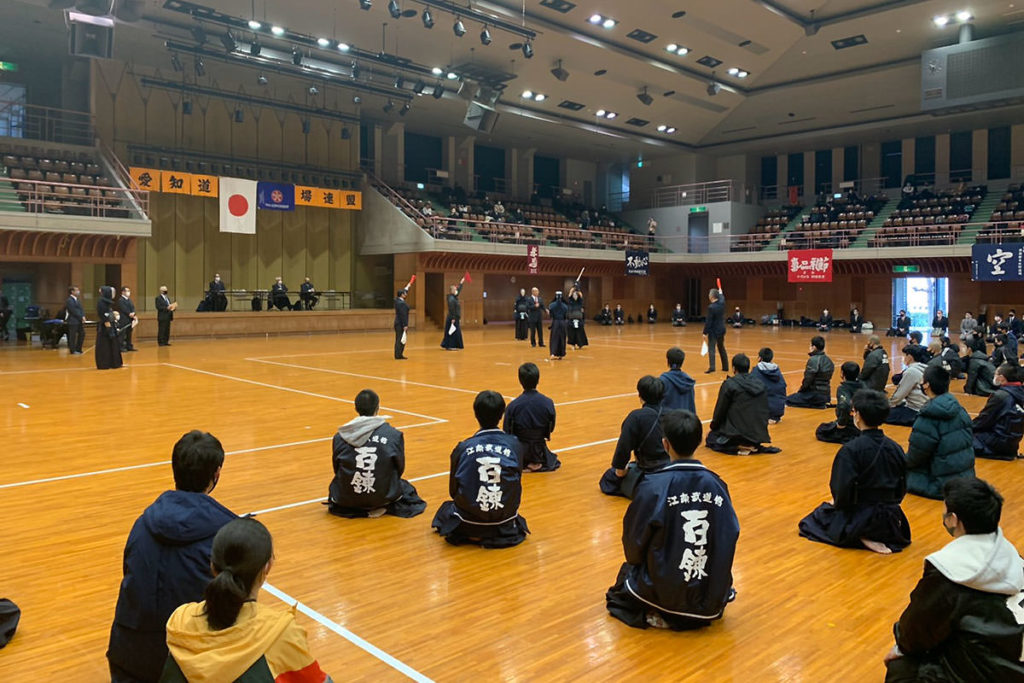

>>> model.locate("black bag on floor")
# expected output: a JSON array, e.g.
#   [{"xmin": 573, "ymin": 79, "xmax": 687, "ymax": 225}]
[{"xmin": 0, "ymin": 598, "xmax": 21, "ymax": 648}]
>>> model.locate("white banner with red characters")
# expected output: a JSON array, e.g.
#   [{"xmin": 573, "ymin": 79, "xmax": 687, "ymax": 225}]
[
  {"xmin": 787, "ymin": 249, "xmax": 833, "ymax": 283},
  {"xmin": 527, "ymin": 244, "xmax": 539, "ymax": 275}
]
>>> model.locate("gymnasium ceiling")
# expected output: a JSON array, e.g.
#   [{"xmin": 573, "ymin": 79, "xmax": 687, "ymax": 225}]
[{"xmin": 3, "ymin": 0, "xmax": 1024, "ymax": 161}]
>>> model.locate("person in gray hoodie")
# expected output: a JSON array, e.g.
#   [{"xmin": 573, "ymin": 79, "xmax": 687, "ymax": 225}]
[
  {"xmin": 959, "ymin": 311, "xmax": 978, "ymax": 342},
  {"xmin": 886, "ymin": 345, "xmax": 929, "ymax": 426},
  {"xmin": 706, "ymin": 353, "xmax": 778, "ymax": 455},
  {"xmin": 884, "ymin": 477, "xmax": 1024, "ymax": 682},
  {"xmin": 752, "ymin": 347, "xmax": 787, "ymax": 424},
  {"xmin": 328, "ymin": 389, "xmax": 427, "ymax": 518}
]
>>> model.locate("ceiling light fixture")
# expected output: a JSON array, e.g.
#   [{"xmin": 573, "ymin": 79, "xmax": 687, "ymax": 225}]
[
  {"xmin": 400, "ymin": 102, "xmax": 411, "ymax": 115},
  {"xmin": 170, "ymin": 53, "xmax": 183, "ymax": 72},
  {"xmin": 480, "ymin": 25, "xmax": 492, "ymax": 45},
  {"xmin": 432, "ymin": 82, "xmax": 445, "ymax": 98},
  {"xmin": 665, "ymin": 127, "xmax": 676, "ymax": 133},
  {"xmin": 523, "ymin": 89, "xmax": 534, "ymax": 98},
  {"xmin": 956, "ymin": 10, "xmax": 973, "ymax": 21},
  {"xmin": 431, "ymin": 66, "xmax": 444, "ymax": 76},
  {"xmin": 388, "ymin": 0, "xmax": 401, "ymax": 19},
  {"xmin": 317, "ymin": 37, "xmax": 331, "ymax": 47},
  {"xmin": 247, "ymin": 20, "xmax": 261, "ymax": 30},
  {"xmin": 636, "ymin": 86, "xmax": 653, "ymax": 106},
  {"xmin": 446, "ymin": 71, "xmax": 459, "ymax": 80},
  {"xmin": 588, "ymin": 13, "xmax": 616, "ymax": 29},
  {"xmin": 394, "ymin": 75, "xmax": 405, "ymax": 89},
  {"xmin": 194, "ymin": 58, "xmax": 205, "ymax": 76},
  {"xmin": 453, "ymin": 16, "xmax": 467, "ymax": 36},
  {"xmin": 257, "ymin": 73, "xmax": 268, "ymax": 85},
  {"xmin": 665, "ymin": 43, "xmax": 689, "ymax": 55},
  {"xmin": 933, "ymin": 15, "xmax": 950, "ymax": 26},
  {"xmin": 359, "ymin": 0, "xmax": 372, "ymax": 9},
  {"xmin": 383, "ymin": 99, "xmax": 395, "ymax": 113},
  {"xmin": 337, "ymin": 42, "xmax": 350, "ymax": 52},
  {"xmin": 270, "ymin": 25, "xmax": 285, "ymax": 36},
  {"xmin": 534, "ymin": 93, "xmax": 546, "ymax": 102},
  {"xmin": 422, "ymin": 8, "xmax": 434, "ymax": 28},
  {"xmin": 522, "ymin": 40, "xmax": 534, "ymax": 58},
  {"xmin": 250, "ymin": 39, "xmax": 262, "ymax": 56}
]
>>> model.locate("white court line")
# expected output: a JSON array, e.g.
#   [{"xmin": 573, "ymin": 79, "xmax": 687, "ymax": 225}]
[
  {"xmin": 262, "ymin": 582, "xmax": 433, "ymax": 683},
  {"xmin": 249, "ymin": 338, "xmax": 526, "ymax": 361},
  {"xmin": 165, "ymin": 363, "xmax": 447, "ymax": 423},
  {"xmin": 0, "ymin": 362, "xmax": 163, "ymax": 376},
  {"xmin": 247, "ymin": 471, "xmax": 450, "ymax": 516},
  {"xmin": 249, "ymin": 358, "xmax": 516, "ymax": 400}
]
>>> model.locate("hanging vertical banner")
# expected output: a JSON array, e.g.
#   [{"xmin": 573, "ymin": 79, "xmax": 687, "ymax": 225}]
[
  {"xmin": 191, "ymin": 174, "xmax": 219, "ymax": 198},
  {"xmin": 129, "ymin": 167, "xmax": 161, "ymax": 191},
  {"xmin": 219, "ymin": 177, "xmax": 257, "ymax": 234},
  {"xmin": 162, "ymin": 171, "xmax": 192, "ymax": 195},
  {"xmin": 787, "ymin": 248, "xmax": 833, "ymax": 282},
  {"xmin": 972, "ymin": 244, "xmax": 1024, "ymax": 281},
  {"xmin": 526, "ymin": 244, "xmax": 539, "ymax": 274},
  {"xmin": 625, "ymin": 249, "xmax": 649, "ymax": 276},
  {"xmin": 257, "ymin": 182, "xmax": 295, "ymax": 211}
]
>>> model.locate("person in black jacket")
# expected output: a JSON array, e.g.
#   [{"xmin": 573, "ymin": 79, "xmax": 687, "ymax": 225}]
[
  {"xmin": 647, "ymin": 304, "xmax": 658, "ymax": 324},
  {"xmin": 393, "ymin": 278, "xmax": 413, "ymax": 360},
  {"xmin": 514, "ymin": 288, "xmax": 530, "ymax": 339},
  {"xmin": 117, "ymin": 286, "xmax": 137, "ymax": 352},
  {"xmin": 107, "ymin": 430, "xmax": 236, "ymax": 683},
  {"xmin": 526, "ymin": 286, "xmax": 545, "ymax": 347},
  {"xmin": 786, "ymin": 336, "xmax": 836, "ymax": 408},
  {"xmin": 931, "ymin": 309, "xmax": 949, "ymax": 337},
  {"xmin": 299, "ymin": 276, "xmax": 318, "ymax": 310},
  {"xmin": 800, "ymin": 389, "xmax": 910, "ymax": 554},
  {"xmin": 598, "ymin": 304, "xmax": 613, "ymax": 326},
  {"xmin": 440, "ymin": 276, "xmax": 466, "ymax": 350},
  {"xmin": 888, "ymin": 310, "xmax": 911, "ymax": 338},
  {"xmin": 65, "ymin": 285, "xmax": 86, "ymax": 354},
  {"xmin": 328, "ymin": 389, "xmax": 426, "ymax": 518},
  {"xmin": 208, "ymin": 273, "xmax": 227, "ymax": 311},
  {"xmin": 270, "ymin": 276, "xmax": 292, "ymax": 311},
  {"xmin": 155, "ymin": 286, "xmax": 176, "ymax": 346},
  {"xmin": 817, "ymin": 308, "xmax": 833, "ymax": 332},
  {"xmin": 703, "ymin": 288, "xmax": 728, "ymax": 374},
  {"xmin": 706, "ymin": 353, "xmax": 777, "ymax": 455},
  {"xmin": 613, "ymin": 304, "xmax": 625, "ymax": 326},
  {"xmin": 849, "ymin": 307, "xmax": 864, "ymax": 334},
  {"xmin": 606, "ymin": 410, "xmax": 739, "ymax": 630},
  {"xmin": 861, "ymin": 336, "xmax": 891, "ymax": 392},
  {"xmin": 503, "ymin": 362, "xmax": 559, "ymax": 472},
  {"xmin": 941, "ymin": 337, "xmax": 964, "ymax": 379},
  {"xmin": 730, "ymin": 307, "xmax": 744, "ymax": 328},
  {"xmin": 884, "ymin": 477, "xmax": 1024, "ymax": 682},
  {"xmin": 815, "ymin": 361, "xmax": 863, "ymax": 444},
  {"xmin": 599, "ymin": 375, "xmax": 670, "ymax": 497},
  {"xmin": 672, "ymin": 303, "xmax": 687, "ymax": 327},
  {"xmin": 972, "ymin": 362, "xmax": 1024, "ymax": 460},
  {"xmin": 0, "ymin": 287, "xmax": 10, "ymax": 341}
]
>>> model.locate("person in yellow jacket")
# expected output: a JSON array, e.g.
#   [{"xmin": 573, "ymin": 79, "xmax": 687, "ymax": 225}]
[{"xmin": 160, "ymin": 518, "xmax": 331, "ymax": 683}]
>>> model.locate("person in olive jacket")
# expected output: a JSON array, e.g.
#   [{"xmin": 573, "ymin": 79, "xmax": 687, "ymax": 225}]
[
  {"xmin": 786, "ymin": 336, "xmax": 836, "ymax": 409},
  {"xmin": 860, "ymin": 336, "xmax": 891, "ymax": 392},
  {"xmin": 905, "ymin": 365, "xmax": 975, "ymax": 500}
]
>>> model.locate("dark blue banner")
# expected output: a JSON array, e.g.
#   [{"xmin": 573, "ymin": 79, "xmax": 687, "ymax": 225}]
[
  {"xmin": 257, "ymin": 182, "xmax": 295, "ymax": 211},
  {"xmin": 625, "ymin": 249, "xmax": 649, "ymax": 276},
  {"xmin": 972, "ymin": 243, "xmax": 1024, "ymax": 281}
]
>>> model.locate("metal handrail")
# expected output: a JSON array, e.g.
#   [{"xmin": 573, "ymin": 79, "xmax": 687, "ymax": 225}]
[
  {"xmin": 0, "ymin": 99, "xmax": 95, "ymax": 146},
  {"xmin": 0, "ymin": 176, "xmax": 149, "ymax": 218}
]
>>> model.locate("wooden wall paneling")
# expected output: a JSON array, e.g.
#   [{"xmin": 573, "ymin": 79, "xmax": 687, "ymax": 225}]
[
  {"xmin": 281, "ymin": 112, "xmax": 305, "ymax": 165},
  {"xmin": 305, "ymin": 208, "xmax": 330, "ymax": 290},
  {"xmin": 282, "ymin": 208, "xmax": 307, "ymax": 285},
  {"xmin": 255, "ymin": 107, "xmax": 282, "ymax": 162},
  {"xmin": 206, "ymin": 99, "xmax": 232, "ymax": 158},
  {"xmin": 329, "ymin": 212, "xmax": 353, "ymax": 294},
  {"xmin": 230, "ymin": 101, "xmax": 259, "ymax": 160},
  {"xmin": 257, "ymin": 209, "xmax": 285, "ymax": 288},
  {"xmin": 307, "ymin": 119, "xmax": 328, "ymax": 168},
  {"xmin": 114, "ymin": 74, "xmax": 146, "ymax": 146},
  {"xmin": 203, "ymin": 198, "xmax": 232, "ymax": 287},
  {"xmin": 145, "ymin": 89, "xmax": 177, "ymax": 148},
  {"xmin": 175, "ymin": 195, "xmax": 206, "ymax": 311},
  {"xmin": 144, "ymin": 194, "xmax": 176, "ymax": 309},
  {"xmin": 182, "ymin": 94, "xmax": 204, "ymax": 150},
  {"xmin": 231, "ymin": 232, "xmax": 257, "ymax": 293}
]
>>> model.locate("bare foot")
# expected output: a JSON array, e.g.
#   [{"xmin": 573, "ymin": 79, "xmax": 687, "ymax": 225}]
[{"xmin": 861, "ymin": 538, "xmax": 893, "ymax": 554}]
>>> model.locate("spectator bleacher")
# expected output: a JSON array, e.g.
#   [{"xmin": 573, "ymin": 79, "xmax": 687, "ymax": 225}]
[
  {"xmin": 869, "ymin": 184, "xmax": 984, "ymax": 247},
  {"xmin": 0, "ymin": 141, "xmax": 127, "ymax": 217},
  {"xmin": 782, "ymin": 192, "xmax": 887, "ymax": 250},
  {"xmin": 732, "ymin": 204, "xmax": 801, "ymax": 252}
]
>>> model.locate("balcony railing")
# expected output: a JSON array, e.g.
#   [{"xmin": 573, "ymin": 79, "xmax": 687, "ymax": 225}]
[
  {"xmin": 0, "ymin": 100, "xmax": 95, "ymax": 147},
  {"xmin": 0, "ymin": 177, "xmax": 149, "ymax": 219}
]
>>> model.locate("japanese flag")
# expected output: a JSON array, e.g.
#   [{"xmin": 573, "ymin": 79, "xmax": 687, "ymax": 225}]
[{"xmin": 219, "ymin": 178, "xmax": 257, "ymax": 234}]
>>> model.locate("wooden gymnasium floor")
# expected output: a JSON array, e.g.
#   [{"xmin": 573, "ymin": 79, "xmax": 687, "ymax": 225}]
[{"xmin": 0, "ymin": 322, "xmax": 1017, "ymax": 681}]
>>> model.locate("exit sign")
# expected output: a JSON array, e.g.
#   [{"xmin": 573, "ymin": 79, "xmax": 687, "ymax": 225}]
[
  {"xmin": 0, "ymin": 61, "xmax": 17, "ymax": 72},
  {"xmin": 893, "ymin": 265, "xmax": 920, "ymax": 273},
  {"xmin": 689, "ymin": 206, "xmax": 707, "ymax": 213}
]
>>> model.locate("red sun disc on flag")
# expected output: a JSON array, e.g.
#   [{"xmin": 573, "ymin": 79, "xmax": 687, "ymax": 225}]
[
  {"xmin": 228, "ymin": 194, "xmax": 249, "ymax": 216},
  {"xmin": 271, "ymin": 190, "xmax": 283, "ymax": 203}
]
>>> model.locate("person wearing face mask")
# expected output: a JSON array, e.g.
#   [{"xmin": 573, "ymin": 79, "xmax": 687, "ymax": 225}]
[
  {"xmin": 155, "ymin": 285, "xmax": 177, "ymax": 346},
  {"xmin": 886, "ymin": 345, "xmax": 930, "ymax": 426},
  {"xmin": 972, "ymin": 362, "xmax": 1024, "ymax": 461},
  {"xmin": 799, "ymin": 389, "xmax": 911, "ymax": 554},
  {"xmin": 883, "ymin": 477, "xmax": 1024, "ymax": 682},
  {"xmin": 207, "ymin": 273, "xmax": 227, "ymax": 312},
  {"xmin": 96, "ymin": 286, "xmax": 123, "ymax": 370},
  {"xmin": 547, "ymin": 290, "xmax": 569, "ymax": 360},
  {"xmin": 117, "ymin": 286, "xmax": 137, "ymax": 352},
  {"xmin": 514, "ymin": 288, "xmax": 530, "ymax": 340},
  {"xmin": 904, "ymin": 365, "xmax": 975, "ymax": 500},
  {"xmin": 107, "ymin": 431, "xmax": 236, "ymax": 683}
]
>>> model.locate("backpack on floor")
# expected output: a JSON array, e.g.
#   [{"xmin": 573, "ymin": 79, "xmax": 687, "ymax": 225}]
[{"xmin": 0, "ymin": 598, "xmax": 20, "ymax": 648}]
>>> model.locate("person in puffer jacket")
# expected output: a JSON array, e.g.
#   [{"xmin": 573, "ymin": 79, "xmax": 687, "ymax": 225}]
[
  {"xmin": 860, "ymin": 336, "xmax": 891, "ymax": 392},
  {"xmin": 752, "ymin": 347, "xmax": 787, "ymax": 423},
  {"xmin": 905, "ymin": 365, "xmax": 975, "ymax": 500},
  {"xmin": 972, "ymin": 362, "xmax": 1024, "ymax": 461},
  {"xmin": 786, "ymin": 336, "xmax": 835, "ymax": 409},
  {"xmin": 887, "ymin": 345, "xmax": 929, "ymax": 426}
]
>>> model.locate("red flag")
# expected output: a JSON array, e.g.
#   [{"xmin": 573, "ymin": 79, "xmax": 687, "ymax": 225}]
[
  {"xmin": 463, "ymin": 271, "xmax": 472, "ymax": 283},
  {"xmin": 409, "ymin": 274, "xmax": 416, "ymax": 284},
  {"xmin": 716, "ymin": 277, "xmax": 724, "ymax": 298}
]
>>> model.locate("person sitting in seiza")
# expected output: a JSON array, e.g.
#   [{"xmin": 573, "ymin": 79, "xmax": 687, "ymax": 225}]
[
  {"xmin": 849, "ymin": 308, "xmax": 864, "ymax": 334},
  {"xmin": 659, "ymin": 347, "xmax": 697, "ymax": 415},
  {"xmin": 671, "ymin": 304, "xmax": 686, "ymax": 327},
  {"xmin": 431, "ymin": 391, "xmax": 529, "ymax": 548},
  {"xmin": 905, "ymin": 365, "xmax": 975, "ymax": 500},
  {"xmin": 965, "ymin": 337, "xmax": 997, "ymax": 397},
  {"xmin": 800, "ymin": 389, "xmax": 911, "ymax": 555},
  {"xmin": 972, "ymin": 362, "xmax": 1024, "ymax": 461},
  {"xmin": 883, "ymin": 477, "xmax": 1024, "ymax": 683},
  {"xmin": 786, "ymin": 336, "xmax": 836, "ymax": 409},
  {"xmin": 816, "ymin": 361, "xmax": 864, "ymax": 445},
  {"xmin": 818, "ymin": 308, "xmax": 833, "ymax": 332},
  {"xmin": 752, "ymin": 347, "xmax": 787, "ymax": 425},
  {"xmin": 327, "ymin": 389, "xmax": 427, "ymax": 519},
  {"xmin": 503, "ymin": 363, "xmax": 560, "ymax": 473},
  {"xmin": 613, "ymin": 304, "xmax": 625, "ymax": 325},
  {"xmin": 705, "ymin": 353, "xmax": 777, "ymax": 455},
  {"xmin": 599, "ymin": 376, "xmax": 670, "ymax": 498},
  {"xmin": 886, "ymin": 345, "xmax": 930, "ymax": 426},
  {"xmin": 598, "ymin": 304, "xmax": 613, "ymax": 326},
  {"xmin": 605, "ymin": 410, "xmax": 740, "ymax": 631},
  {"xmin": 861, "ymin": 336, "xmax": 891, "ymax": 392}
]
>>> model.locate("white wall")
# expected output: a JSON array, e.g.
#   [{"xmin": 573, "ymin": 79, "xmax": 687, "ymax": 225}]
[{"xmin": 619, "ymin": 201, "xmax": 766, "ymax": 253}]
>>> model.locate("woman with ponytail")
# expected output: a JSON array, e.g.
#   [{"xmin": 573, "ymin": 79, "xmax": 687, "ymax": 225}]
[{"xmin": 161, "ymin": 518, "xmax": 331, "ymax": 682}]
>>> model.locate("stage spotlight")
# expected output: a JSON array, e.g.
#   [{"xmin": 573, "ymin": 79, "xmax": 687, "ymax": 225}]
[
  {"xmin": 636, "ymin": 87, "xmax": 653, "ymax": 106},
  {"xmin": 400, "ymin": 102, "xmax": 411, "ymax": 115},
  {"xmin": 194, "ymin": 58, "xmax": 205, "ymax": 76},
  {"xmin": 317, "ymin": 37, "xmax": 331, "ymax": 47},
  {"xmin": 359, "ymin": 0, "xmax": 371, "ymax": 9},
  {"xmin": 394, "ymin": 75, "xmax": 405, "ymax": 89},
  {"xmin": 250, "ymin": 40, "xmax": 262, "ymax": 56},
  {"xmin": 292, "ymin": 48, "xmax": 304, "ymax": 66},
  {"xmin": 353, "ymin": 95, "xmax": 362, "ymax": 104},
  {"xmin": 522, "ymin": 41, "xmax": 534, "ymax": 59},
  {"xmin": 308, "ymin": 85, "xmax": 319, "ymax": 95},
  {"xmin": 234, "ymin": 108, "xmax": 244, "ymax": 123},
  {"xmin": 453, "ymin": 17, "xmax": 466, "ymax": 37},
  {"xmin": 271, "ymin": 25, "xmax": 285, "ymax": 36},
  {"xmin": 933, "ymin": 15, "xmax": 949, "ymax": 27},
  {"xmin": 480, "ymin": 25, "xmax": 492, "ymax": 45},
  {"xmin": 433, "ymin": 82, "xmax": 445, "ymax": 98},
  {"xmin": 421, "ymin": 9, "xmax": 434, "ymax": 28},
  {"xmin": 388, "ymin": 0, "xmax": 401, "ymax": 19},
  {"xmin": 248, "ymin": 19, "xmax": 261, "ymax": 30},
  {"xmin": 706, "ymin": 81, "xmax": 721, "ymax": 96},
  {"xmin": 220, "ymin": 31, "xmax": 237, "ymax": 51},
  {"xmin": 351, "ymin": 62, "xmax": 360, "ymax": 79},
  {"xmin": 550, "ymin": 59, "xmax": 569, "ymax": 82},
  {"xmin": 431, "ymin": 66, "xmax": 444, "ymax": 76},
  {"xmin": 170, "ymin": 53, "xmax": 183, "ymax": 72},
  {"xmin": 257, "ymin": 73, "xmax": 268, "ymax": 85},
  {"xmin": 190, "ymin": 26, "xmax": 207, "ymax": 44},
  {"xmin": 383, "ymin": 99, "xmax": 395, "ymax": 113},
  {"xmin": 413, "ymin": 80, "xmax": 426, "ymax": 94}
]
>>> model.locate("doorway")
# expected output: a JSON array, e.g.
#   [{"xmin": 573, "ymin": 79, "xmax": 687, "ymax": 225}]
[
  {"xmin": 688, "ymin": 214, "xmax": 709, "ymax": 253},
  {"xmin": 893, "ymin": 277, "xmax": 948, "ymax": 331}
]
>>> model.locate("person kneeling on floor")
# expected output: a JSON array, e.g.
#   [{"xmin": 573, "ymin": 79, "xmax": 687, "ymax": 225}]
[
  {"xmin": 606, "ymin": 409, "xmax": 740, "ymax": 630},
  {"xmin": 706, "ymin": 354, "xmax": 779, "ymax": 455},
  {"xmin": 815, "ymin": 361, "xmax": 864, "ymax": 444},
  {"xmin": 786, "ymin": 336, "xmax": 835, "ymax": 409}
]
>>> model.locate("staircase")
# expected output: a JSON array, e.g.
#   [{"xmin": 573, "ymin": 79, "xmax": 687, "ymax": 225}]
[
  {"xmin": 850, "ymin": 198, "xmax": 899, "ymax": 248},
  {"xmin": 762, "ymin": 206, "xmax": 813, "ymax": 251},
  {"xmin": 957, "ymin": 186, "xmax": 1006, "ymax": 245},
  {"xmin": 0, "ymin": 169, "xmax": 25, "ymax": 213}
]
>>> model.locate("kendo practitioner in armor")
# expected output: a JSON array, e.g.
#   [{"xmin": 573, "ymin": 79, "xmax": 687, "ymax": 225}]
[
  {"xmin": 548, "ymin": 291, "xmax": 569, "ymax": 360},
  {"xmin": 514, "ymin": 288, "xmax": 529, "ymax": 341}
]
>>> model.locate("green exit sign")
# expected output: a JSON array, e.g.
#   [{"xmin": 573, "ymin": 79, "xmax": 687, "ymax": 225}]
[
  {"xmin": 0, "ymin": 61, "xmax": 17, "ymax": 72},
  {"xmin": 893, "ymin": 265, "xmax": 920, "ymax": 273},
  {"xmin": 689, "ymin": 206, "xmax": 707, "ymax": 213}
]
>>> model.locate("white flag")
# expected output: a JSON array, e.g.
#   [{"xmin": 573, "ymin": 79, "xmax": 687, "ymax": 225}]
[
  {"xmin": 448, "ymin": 322, "xmax": 456, "ymax": 335},
  {"xmin": 219, "ymin": 178, "xmax": 257, "ymax": 234},
  {"xmin": 400, "ymin": 330, "xmax": 407, "ymax": 345},
  {"xmin": 700, "ymin": 340, "xmax": 708, "ymax": 357}
]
